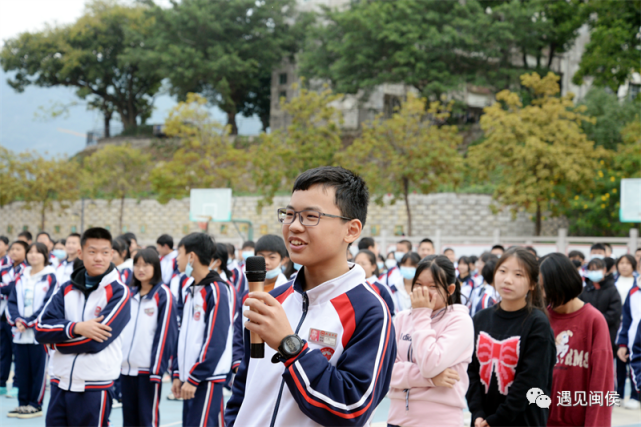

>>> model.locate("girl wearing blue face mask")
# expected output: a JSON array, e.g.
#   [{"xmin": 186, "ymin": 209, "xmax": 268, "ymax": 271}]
[
  {"xmin": 395, "ymin": 252, "xmax": 421, "ymax": 312},
  {"xmin": 579, "ymin": 257, "xmax": 622, "ymax": 358}
]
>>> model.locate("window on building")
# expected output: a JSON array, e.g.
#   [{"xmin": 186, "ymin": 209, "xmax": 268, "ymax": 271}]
[
  {"xmin": 383, "ymin": 94, "xmax": 402, "ymax": 118},
  {"xmin": 279, "ymin": 73, "xmax": 287, "ymax": 85},
  {"xmin": 629, "ymin": 83, "xmax": 640, "ymax": 100}
]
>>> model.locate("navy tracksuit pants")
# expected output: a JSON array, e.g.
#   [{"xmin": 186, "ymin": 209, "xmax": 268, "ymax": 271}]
[
  {"xmin": 121, "ymin": 374, "xmax": 162, "ymax": 427},
  {"xmin": 46, "ymin": 382, "xmax": 112, "ymax": 426},
  {"xmin": 182, "ymin": 381, "xmax": 224, "ymax": 427},
  {"xmin": 616, "ymin": 356, "xmax": 639, "ymax": 401},
  {"xmin": 0, "ymin": 319, "xmax": 15, "ymax": 388},
  {"xmin": 14, "ymin": 343, "xmax": 46, "ymax": 407}
]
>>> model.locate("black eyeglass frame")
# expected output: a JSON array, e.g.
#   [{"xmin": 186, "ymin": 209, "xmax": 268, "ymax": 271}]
[{"xmin": 277, "ymin": 208, "xmax": 355, "ymax": 227}]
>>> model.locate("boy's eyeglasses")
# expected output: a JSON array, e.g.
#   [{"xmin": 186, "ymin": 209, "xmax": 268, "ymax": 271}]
[{"xmin": 277, "ymin": 208, "xmax": 354, "ymax": 227}]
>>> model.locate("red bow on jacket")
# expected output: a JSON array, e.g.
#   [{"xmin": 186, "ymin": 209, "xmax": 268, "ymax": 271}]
[{"xmin": 476, "ymin": 332, "xmax": 520, "ymax": 395}]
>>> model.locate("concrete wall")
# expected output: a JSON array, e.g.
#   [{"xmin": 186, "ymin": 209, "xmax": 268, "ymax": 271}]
[{"xmin": 0, "ymin": 193, "xmax": 563, "ymax": 246}]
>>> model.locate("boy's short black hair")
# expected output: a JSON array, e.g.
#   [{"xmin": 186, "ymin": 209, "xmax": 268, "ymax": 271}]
[
  {"xmin": 27, "ymin": 242, "xmax": 50, "ymax": 266},
  {"xmin": 398, "ymin": 239, "xmax": 412, "ymax": 252},
  {"xmin": 491, "ymin": 244, "xmax": 505, "ymax": 252},
  {"xmin": 67, "ymin": 233, "xmax": 81, "ymax": 241},
  {"xmin": 37, "ymin": 231, "xmax": 52, "ymax": 242},
  {"xmin": 10, "ymin": 240, "xmax": 29, "ymax": 253},
  {"xmin": 81, "ymin": 227, "xmax": 113, "ymax": 248},
  {"xmin": 123, "ymin": 232, "xmax": 137, "ymax": 243},
  {"xmin": 146, "ymin": 245, "xmax": 159, "ymax": 253},
  {"xmin": 358, "ymin": 237, "xmax": 375, "ymax": 251},
  {"xmin": 604, "ymin": 257, "xmax": 615, "ymax": 272},
  {"xmin": 255, "ymin": 234, "xmax": 288, "ymax": 259},
  {"xmin": 540, "ymin": 253, "xmax": 583, "ymax": 308},
  {"xmin": 18, "ymin": 231, "xmax": 33, "ymax": 241},
  {"xmin": 112, "ymin": 238, "xmax": 128, "ymax": 258},
  {"xmin": 587, "ymin": 258, "xmax": 606, "ymax": 270},
  {"xmin": 0, "ymin": 236, "xmax": 8, "ymax": 245},
  {"xmin": 469, "ymin": 255, "xmax": 478, "ymax": 264},
  {"xmin": 226, "ymin": 243, "xmax": 235, "ymax": 257},
  {"xmin": 242, "ymin": 241, "xmax": 255, "ymax": 249},
  {"xmin": 292, "ymin": 166, "xmax": 369, "ymax": 226},
  {"xmin": 604, "ymin": 243, "xmax": 612, "ymax": 250},
  {"xmin": 178, "ymin": 233, "xmax": 215, "ymax": 266},
  {"xmin": 443, "ymin": 247, "xmax": 454, "ymax": 254},
  {"xmin": 400, "ymin": 252, "xmax": 421, "ymax": 266},
  {"xmin": 616, "ymin": 254, "xmax": 638, "ymax": 272},
  {"xmin": 419, "ymin": 238, "xmax": 434, "ymax": 247},
  {"xmin": 525, "ymin": 246, "xmax": 537, "ymax": 256},
  {"xmin": 156, "ymin": 234, "xmax": 174, "ymax": 249},
  {"xmin": 590, "ymin": 243, "xmax": 606, "ymax": 252},
  {"xmin": 568, "ymin": 250, "xmax": 585, "ymax": 260},
  {"xmin": 481, "ymin": 259, "xmax": 497, "ymax": 285},
  {"xmin": 58, "ymin": 238, "xmax": 66, "ymax": 246},
  {"xmin": 480, "ymin": 252, "xmax": 498, "ymax": 263},
  {"xmin": 131, "ymin": 248, "xmax": 163, "ymax": 288}
]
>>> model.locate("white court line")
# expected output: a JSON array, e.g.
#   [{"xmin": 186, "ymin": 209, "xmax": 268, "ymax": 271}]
[{"xmin": 160, "ymin": 421, "xmax": 182, "ymax": 427}]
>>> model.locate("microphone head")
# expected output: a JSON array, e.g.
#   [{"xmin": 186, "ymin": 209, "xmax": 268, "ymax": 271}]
[{"xmin": 245, "ymin": 256, "xmax": 266, "ymax": 282}]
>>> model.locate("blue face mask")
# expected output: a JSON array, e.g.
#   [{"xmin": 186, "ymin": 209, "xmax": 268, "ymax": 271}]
[
  {"xmin": 293, "ymin": 263, "xmax": 302, "ymax": 271},
  {"xmin": 265, "ymin": 267, "xmax": 280, "ymax": 280},
  {"xmin": 377, "ymin": 261, "xmax": 385, "ymax": 271},
  {"xmin": 242, "ymin": 251, "xmax": 254, "ymax": 261},
  {"xmin": 394, "ymin": 251, "xmax": 406, "ymax": 263},
  {"xmin": 400, "ymin": 266, "xmax": 416, "ymax": 280},
  {"xmin": 385, "ymin": 259, "xmax": 397, "ymax": 270},
  {"xmin": 227, "ymin": 259, "xmax": 233, "ymax": 266},
  {"xmin": 586, "ymin": 270, "xmax": 604, "ymax": 283},
  {"xmin": 52, "ymin": 249, "xmax": 66, "ymax": 260},
  {"xmin": 185, "ymin": 257, "xmax": 194, "ymax": 278}
]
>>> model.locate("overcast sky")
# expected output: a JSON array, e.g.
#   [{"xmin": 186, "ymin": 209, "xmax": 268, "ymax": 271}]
[{"xmin": 0, "ymin": 0, "xmax": 261, "ymax": 156}]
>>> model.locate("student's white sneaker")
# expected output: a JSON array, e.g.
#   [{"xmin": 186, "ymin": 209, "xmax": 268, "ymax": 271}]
[
  {"xmin": 624, "ymin": 399, "xmax": 640, "ymax": 410},
  {"xmin": 7, "ymin": 406, "xmax": 24, "ymax": 418},
  {"xmin": 112, "ymin": 399, "xmax": 122, "ymax": 408},
  {"xmin": 16, "ymin": 405, "xmax": 43, "ymax": 419}
]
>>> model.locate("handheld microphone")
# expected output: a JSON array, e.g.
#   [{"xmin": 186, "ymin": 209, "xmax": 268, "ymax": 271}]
[{"xmin": 245, "ymin": 256, "xmax": 266, "ymax": 358}]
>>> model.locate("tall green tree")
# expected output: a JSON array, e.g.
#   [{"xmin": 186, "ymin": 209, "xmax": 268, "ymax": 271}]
[
  {"xmin": 339, "ymin": 94, "xmax": 463, "ymax": 236},
  {"xmin": 83, "ymin": 144, "xmax": 152, "ymax": 232},
  {"xmin": 150, "ymin": 93, "xmax": 248, "ymax": 203},
  {"xmin": 140, "ymin": 0, "xmax": 311, "ymax": 134},
  {"xmin": 573, "ymin": 0, "xmax": 641, "ymax": 92},
  {"xmin": 469, "ymin": 72, "xmax": 606, "ymax": 235},
  {"xmin": 0, "ymin": 147, "xmax": 26, "ymax": 208},
  {"xmin": 0, "ymin": 0, "xmax": 163, "ymax": 137}
]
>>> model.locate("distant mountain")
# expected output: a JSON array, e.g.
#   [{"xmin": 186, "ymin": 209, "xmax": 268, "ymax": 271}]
[{"xmin": 0, "ymin": 70, "xmax": 261, "ymax": 157}]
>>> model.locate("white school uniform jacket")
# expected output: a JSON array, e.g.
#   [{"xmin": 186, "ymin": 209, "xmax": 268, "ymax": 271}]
[
  {"xmin": 117, "ymin": 258, "xmax": 134, "ymax": 286},
  {"xmin": 616, "ymin": 279, "xmax": 641, "ymax": 350},
  {"xmin": 0, "ymin": 261, "xmax": 27, "ymax": 317},
  {"xmin": 228, "ymin": 260, "xmax": 247, "ymax": 295},
  {"xmin": 6, "ymin": 265, "xmax": 57, "ymax": 344},
  {"xmin": 160, "ymin": 250, "xmax": 178, "ymax": 285},
  {"xmin": 55, "ymin": 258, "xmax": 75, "ymax": 290},
  {"xmin": 468, "ymin": 283, "xmax": 499, "ymax": 317},
  {"xmin": 121, "ymin": 283, "xmax": 178, "ymax": 381},
  {"xmin": 378, "ymin": 266, "xmax": 410, "ymax": 313},
  {"xmin": 225, "ymin": 263, "xmax": 396, "ymax": 427},
  {"xmin": 172, "ymin": 271, "xmax": 233, "ymax": 386},
  {"xmin": 35, "ymin": 265, "xmax": 131, "ymax": 392}
]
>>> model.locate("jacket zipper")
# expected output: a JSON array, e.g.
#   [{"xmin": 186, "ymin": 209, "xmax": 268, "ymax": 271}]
[
  {"xmin": 125, "ymin": 295, "xmax": 143, "ymax": 375},
  {"xmin": 180, "ymin": 287, "xmax": 194, "ymax": 379},
  {"xmin": 405, "ymin": 334, "xmax": 412, "ymax": 411},
  {"xmin": 68, "ymin": 294, "xmax": 89, "ymax": 390},
  {"xmin": 269, "ymin": 293, "xmax": 308, "ymax": 427}
]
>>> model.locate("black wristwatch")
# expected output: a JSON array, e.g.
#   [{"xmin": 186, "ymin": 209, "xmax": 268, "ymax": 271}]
[{"xmin": 274, "ymin": 334, "xmax": 304, "ymax": 362}]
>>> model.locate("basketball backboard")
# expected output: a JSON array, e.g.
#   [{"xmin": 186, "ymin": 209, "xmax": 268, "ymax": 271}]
[
  {"xmin": 189, "ymin": 189, "xmax": 232, "ymax": 222},
  {"xmin": 620, "ymin": 178, "xmax": 641, "ymax": 223}
]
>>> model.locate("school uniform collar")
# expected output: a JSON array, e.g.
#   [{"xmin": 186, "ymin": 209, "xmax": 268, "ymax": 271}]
[
  {"xmin": 21, "ymin": 265, "xmax": 56, "ymax": 281},
  {"xmin": 70, "ymin": 263, "xmax": 119, "ymax": 296},
  {"xmin": 188, "ymin": 270, "xmax": 224, "ymax": 288},
  {"xmin": 292, "ymin": 262, "xmax": 367, "ymax": 305},
  {"xmin": 132, "ymin": 281, "xmax": 164, "ymax": 300}
]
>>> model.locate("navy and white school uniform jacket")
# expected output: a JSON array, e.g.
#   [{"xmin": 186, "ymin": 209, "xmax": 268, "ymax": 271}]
[
  {"xmin": 378, "ymin": 265, "xmax": 410, "ymax": 313},
  {"xmin": 117, "ymin": 258, "xmax": 134, "ymax": 286},
  {"xmin": 366, "ymin": 276, "xmax": 395, "ymax": 318},
  {"xmin": 169, "ymin": 272, "xmax": 193, "ymax": 319},
  {"xmin": 0, "ymin": 254, "xmax": 11, "ymax": 268},
  {"xmin": 0, "ymin": 261, "xmax": 27, "ymax": 317},
  {"xmin": 228, "ymin": 260, "xmax": 247, "ymax": 295},
  {"xmin": 630, "ymin": 321, "xmax": 641, "ymax": 391},
  {"xmin": 6, "ymin": 265, "xmax": 57, "ymax": 344},
  {"xmin": 172, "ymin": 271, "xmax": 232, "ymax": 386},
  {"xmin": 55, "ymin": 258, "xmax": 75, "ymax": 290},
  {"xmin": 225, "ymin": 263, "xmax": 396, "ymax": 427},
  {"xmin": 121, "ymin": 282, "xmax": 178, "ymax": 382},
  {"xmin": 468, "ymin": 283, "xmax": 499, "ymax": 317},
  {"xmin": 35, "ymin": 264, "xmax": 131, "ymax": 392},
  {"xmin": 616, "ymin": 281, "xmax": 641, "ymax": 350},
  {"xmin": 160, "ymin": 250, "xmax": 178, "ymax": 285}
]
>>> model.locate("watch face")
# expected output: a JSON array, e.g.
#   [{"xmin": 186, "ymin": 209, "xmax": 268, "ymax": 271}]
[{"xmin": 284, "ymin": 337, "xmax": 297, "ymax": 353}]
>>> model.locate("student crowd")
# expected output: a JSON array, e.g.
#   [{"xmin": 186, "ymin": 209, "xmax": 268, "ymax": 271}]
[{"xmin": 0, "ymin": 166, "xmax": 640, "ymax": 427}]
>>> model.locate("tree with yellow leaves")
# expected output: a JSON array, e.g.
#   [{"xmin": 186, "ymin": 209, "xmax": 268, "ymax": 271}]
[
  {"xmin": 340, "ymin": 93, "xmax": 463, "ymax": 236},
  {"xmin": 150, "ymin": 93, "xmax": 248, "ymax": 204},
  {"xmin": 250, "ymin": 84, "xmax": 343, "ymax": 209},
  {"xmin": 469, "ymin": 72, "xmax": 607, "ymax": 235}
]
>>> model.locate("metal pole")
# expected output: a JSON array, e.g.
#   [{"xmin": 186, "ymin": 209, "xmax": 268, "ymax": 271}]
[
  {"xmin": 558, "ymin": 228, "xmax": 568, "ymax": 254},
  {"xmin": 629, "ymin": 228, "xmax": 639, "ymax": 254}
]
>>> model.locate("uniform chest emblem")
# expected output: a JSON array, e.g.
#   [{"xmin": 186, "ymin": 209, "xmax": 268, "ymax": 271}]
[
  {"xmin": 145, "ymin": 308, "xmax": 155, "ymax": 317},
  {"xmin": 308, "ymin": 328, "xmax": 338, "ymax": 348},
  {"xmin": 320, "ymin": 347, "xmax": 335, "ymax": 361},
  {"xmin": 94, "ymin": 306, "xmax": 102, "ymax": 316},
  {"xmin": 194, "ymin": 311, "xmax": 201, "ymax": 321}
]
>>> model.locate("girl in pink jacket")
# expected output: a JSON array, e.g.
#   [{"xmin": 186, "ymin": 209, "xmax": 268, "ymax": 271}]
[{"xmin": 388, "ymin": 255, "xmax": 475, "ymax": 427}]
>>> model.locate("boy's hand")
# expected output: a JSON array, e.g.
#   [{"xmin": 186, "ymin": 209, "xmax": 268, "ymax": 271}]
[
  {"xmin": 16, "ymin": 319, "xmax": 26, "ymax": 333},
  {"xmin": 432, "ymin": 368, "xmax": 460, "ymax": 388},
  {"xmin": 411, "ymin": 286, "xmax": 435, "ymax": 310},
  {"xmin": 617, "ymin": 347, "xmax": 629, "ymax": 362},
  {"xmin": 475, "ymin": 418, "xmax": 489, "ymax": 427},
  {"xmin": 73, "ymin": 316, "xmax": 112, "ymax": 342},
  {"xmin": 171, "ymin": 379, "xmax": 182, "ymax": 398},
  {"xmin": 244, "ymin": 292, "xmax": 294, "ymax": 351},
  {"xmin": 181, "ymin": 382, "xmax": 197, "ymax": 400}
]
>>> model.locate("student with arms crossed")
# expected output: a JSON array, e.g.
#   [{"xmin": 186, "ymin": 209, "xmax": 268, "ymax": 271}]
[
  {"xmin": 35, "ymin": 227, "xmax": 131, "ymax": 427},
  {"xmin": 225, "ymin": 166, "xmax": 396, "ymax": 427},
  {"xmin": 541, "ymin": 253, "xmax": 613, "ymax": 426},
  {"xmin": 171, "ymin": 233, "xmax": 232, "ymax": 427}
]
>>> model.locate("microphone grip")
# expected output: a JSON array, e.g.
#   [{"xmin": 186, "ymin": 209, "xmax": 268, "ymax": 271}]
[{"xmin": 247, "ymin": 280, "xmax": 265, "ymax": 358}]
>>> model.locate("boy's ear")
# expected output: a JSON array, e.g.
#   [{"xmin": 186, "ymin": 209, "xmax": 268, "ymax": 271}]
[{"xmin": 344, "ymin": 219, "xmax": 362, "ymax": 245}]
